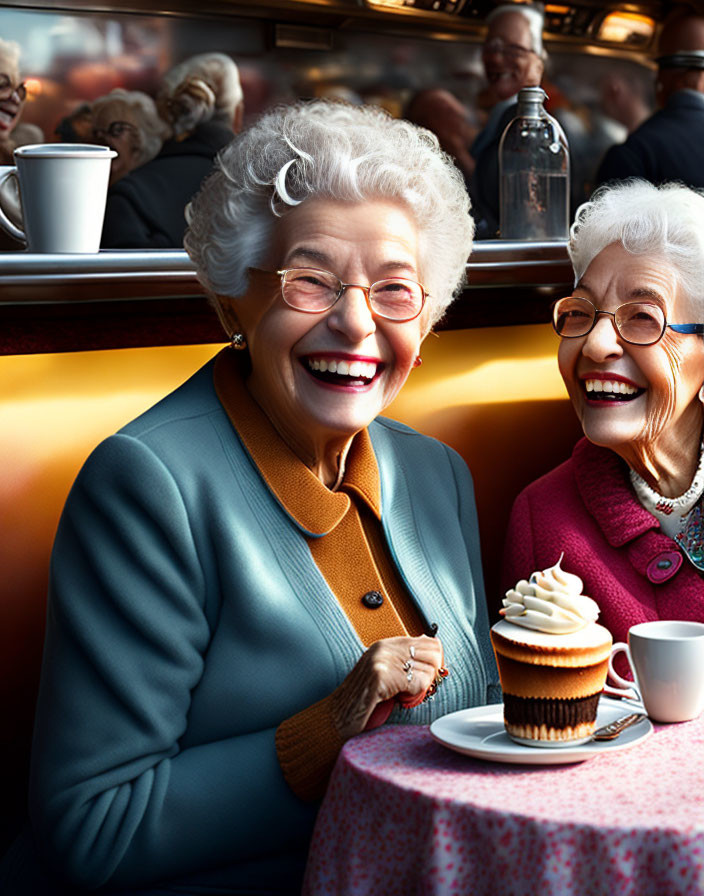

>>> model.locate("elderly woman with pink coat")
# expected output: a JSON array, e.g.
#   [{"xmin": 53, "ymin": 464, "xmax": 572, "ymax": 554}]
[{"xmin": 503, "ymin": 180, "xmax": 704, "ymax": 644}]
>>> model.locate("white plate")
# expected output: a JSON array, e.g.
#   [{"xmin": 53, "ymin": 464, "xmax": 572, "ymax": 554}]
[{"xmin": 429, "ymin": 696, "xmax": 653, "ymax": 765}]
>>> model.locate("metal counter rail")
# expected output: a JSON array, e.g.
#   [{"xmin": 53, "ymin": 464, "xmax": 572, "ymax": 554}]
[{"xmin": 0, "ymin": 242, "xmax": 573, "ymax": 354}]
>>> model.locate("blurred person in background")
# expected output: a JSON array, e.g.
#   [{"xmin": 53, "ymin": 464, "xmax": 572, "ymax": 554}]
[
  {"xmin": 54, "ymin": 102, "xmax": 94, "ymax": 143},
  {"xmin": 469, "ymin": 3, "xmax": 546, "ymax": 238},
  {"xmin": 156, "ymin": 51, "xmax": 244, "ymax": 137},
  {"xmin": 597, "ymin": 9, "xmax": 704, "ymax": 187},
  {"xmin": 10, "ymin": 121, "xmax": 43, "ymax": 147},
  {"xmin": 91, "ymin": 89, "xmax": 169, "ymax": 186},
  {"xmin": 0, "ymin": 38, "xmax": 44, "ymax": 251},
  {"xmin": 0, "ymin": 38, "xmax": 43, "ymax": 165},
  {"xmin": 404, "ymin": 87, "xmax": 477, "ymax": 184},
  {"xmin": 599, "ymin": 69, "xmax": 651, "ymax": 137},
  {"xmin": 101, "ymin": 52, "xmax": 243, "ymax": 248}
]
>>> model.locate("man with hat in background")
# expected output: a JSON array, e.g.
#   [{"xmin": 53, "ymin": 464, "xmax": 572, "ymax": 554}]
[{"xmin": 596, "ymin": 7, "xmax": 704, "ymax": 187}]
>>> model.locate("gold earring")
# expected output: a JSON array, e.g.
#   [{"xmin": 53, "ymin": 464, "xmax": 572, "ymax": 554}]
[{"xmin": 230, "ymin": 332, "xmax": 247, "ymax": 351}]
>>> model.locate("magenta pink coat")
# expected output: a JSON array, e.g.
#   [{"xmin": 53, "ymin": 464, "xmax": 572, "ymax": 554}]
[{"xmin": 502, "ymin": 437, "xmax": 704, "ymax": 645}]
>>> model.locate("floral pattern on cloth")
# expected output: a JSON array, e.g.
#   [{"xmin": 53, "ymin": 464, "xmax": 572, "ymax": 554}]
[{"xmin": 303, "ymin": 721, "xmax": 704, "ymax": 896}]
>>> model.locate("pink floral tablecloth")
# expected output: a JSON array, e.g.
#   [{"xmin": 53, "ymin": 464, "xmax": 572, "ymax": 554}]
[{"xmin": 302, "ymin": 715, "xmax": 704, "ymax": 896}]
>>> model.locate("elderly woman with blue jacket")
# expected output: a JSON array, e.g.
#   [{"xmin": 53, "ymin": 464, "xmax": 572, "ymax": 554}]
[{"xmin": 21, "ymin": 100, "xmax": 498, "ymax": 895}]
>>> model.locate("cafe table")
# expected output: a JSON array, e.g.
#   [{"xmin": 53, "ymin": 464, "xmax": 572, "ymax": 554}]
[{"xmin": 302, "ymin": 699, "xmax": 704, "ymax": 896}]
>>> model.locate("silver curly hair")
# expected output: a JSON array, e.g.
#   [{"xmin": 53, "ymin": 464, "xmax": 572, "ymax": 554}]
[
  {"xmin": 569, "ymin": 179, "xmax": 704, "ymax": 314},
  {"xmin": 184, "ymin": 100, "xmax": 474, "ymax": 328}
]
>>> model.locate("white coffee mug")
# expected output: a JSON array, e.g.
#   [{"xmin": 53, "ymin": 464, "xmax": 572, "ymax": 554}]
[
  {"xmin": 0, "ymin": 143, "xmax": 116, "ymax": 253},
  {"xmin": 606, "ymin": 620, "xmax": 704, "ymax": 723}
]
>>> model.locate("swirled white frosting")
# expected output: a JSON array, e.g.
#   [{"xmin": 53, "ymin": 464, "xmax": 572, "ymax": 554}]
[{"xmin": 502, "ymin": 554, "xmax": 600, "ymax": 634}]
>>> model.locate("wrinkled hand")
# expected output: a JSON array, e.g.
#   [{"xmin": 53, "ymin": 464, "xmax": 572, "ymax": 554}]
[{"xmin": 331, "ymin": 635, "xmax": 445, "ymax": 741}]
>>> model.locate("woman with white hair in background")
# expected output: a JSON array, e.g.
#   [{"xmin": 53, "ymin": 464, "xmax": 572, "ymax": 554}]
[
  {"xmin": 101, "ymin": 52, "xmax": 243, "ymax": 248},
  {"xmin": 0, "ymin": 38, "xmax": 44, "ymax": 250},
  {"xmin": 503, "ymin": 180, "xmax": 704, "ymax": 646},
  {"xmin": 156, "ymin": 50, "xmax": 245, "ymax": 138},
  {"xmin": 0, "ymin": 38, "xmax": 43, "ymax": 165},
  {"xmin": 11, "ymin": 100, "xmax": 498, "ymax": 895},
  {"xmin": 91, "ymin": 88, "xmax": 170, "ymax": 186}
]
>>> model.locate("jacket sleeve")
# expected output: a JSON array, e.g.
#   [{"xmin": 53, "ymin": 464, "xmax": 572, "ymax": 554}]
[{"xmin": 29, "ymin": 434, "xmax": 316, "ymax": 890}]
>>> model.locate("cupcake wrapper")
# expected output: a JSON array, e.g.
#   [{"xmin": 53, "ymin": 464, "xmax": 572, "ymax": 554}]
[{"xmin": 503, "ymin": 692, "xmax": 601, "ymax": 731}]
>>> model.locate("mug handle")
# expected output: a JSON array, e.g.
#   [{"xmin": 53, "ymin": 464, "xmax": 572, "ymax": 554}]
[
  {"xmin": 0, "ymin": 167, "xmax": 26, "ymax": 243},
  {"xmin": 603, "ymin": 641, "xmax": 641, "ymax": 700}
]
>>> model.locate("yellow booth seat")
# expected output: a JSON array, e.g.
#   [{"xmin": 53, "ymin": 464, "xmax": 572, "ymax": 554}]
[{"xmin": 0, "ymin": 322, "xmax": 581, "ymax": 852}]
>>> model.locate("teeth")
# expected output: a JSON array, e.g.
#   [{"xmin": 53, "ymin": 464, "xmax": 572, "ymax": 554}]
[
  {"xmin": 308, "ymin": 358, "xmax": 377, "ymax": 379},
  {"xmin": 585, "ymin": 379, "xmax": 639, "ymax": 395}
]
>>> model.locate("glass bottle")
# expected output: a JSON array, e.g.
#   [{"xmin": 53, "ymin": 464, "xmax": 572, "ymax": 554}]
[{"xmin": 498, "ymin": 86, "xmax": 569, "ymax": 241}]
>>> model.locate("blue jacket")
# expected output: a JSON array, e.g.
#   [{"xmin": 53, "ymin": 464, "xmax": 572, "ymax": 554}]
[{"xmin": 29, "ymin": 356, "xmax": 499, "ymax": 891}]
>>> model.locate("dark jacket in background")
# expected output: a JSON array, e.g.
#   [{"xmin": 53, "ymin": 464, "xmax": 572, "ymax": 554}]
[
  {"xmin": 101, "ymin": 121, "xmax": 234, "ymax": 249},
  {"xmin": 596, "ymin": 89, "xmax": 704, "ymax": 188},
  {"xmin": 469, "ymin": 99, "xmax": 516, "ymax": 240}
]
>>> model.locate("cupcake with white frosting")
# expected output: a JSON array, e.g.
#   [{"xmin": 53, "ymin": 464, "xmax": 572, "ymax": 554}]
[{"xmin": 491, "ymin": 555, "xmax": 613, "ymax": 746}]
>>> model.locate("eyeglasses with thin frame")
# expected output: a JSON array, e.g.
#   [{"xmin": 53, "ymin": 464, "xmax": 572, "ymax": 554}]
[
  {"xmin": 0, "ymin": 75, "xmax": 27, "ymax": 102},
  {"xmin": 552, "ymin": 296, "xmax": 704, "ymax": 346},
  {"xmin": 253, "ymin": 267, "xmax": 428, "ymax": 323},
  {"xmin": 482, "ymin": 38, "xmax": 537, "ymax": 60},
  {"xmin": 92, "ymin": 121, "xmax": 139, "ymax": 141}
]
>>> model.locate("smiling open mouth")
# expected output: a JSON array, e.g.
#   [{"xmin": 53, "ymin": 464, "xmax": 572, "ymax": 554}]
[
  {"xmin": 583, "ymin": 379, "xmax": 645, "ymax": 402},
  {"xmin": 0, "ymin": 107, "xmax": 18, "ymax": 129},
  {"xmin": 306, "ymin": 357, "xmax": 379, "ymax": 386}
]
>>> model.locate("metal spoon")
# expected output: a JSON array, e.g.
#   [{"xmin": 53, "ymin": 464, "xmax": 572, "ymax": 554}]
[{"xmin": 592, "ymin": 712, "xmax": 648, "ymax": 741}]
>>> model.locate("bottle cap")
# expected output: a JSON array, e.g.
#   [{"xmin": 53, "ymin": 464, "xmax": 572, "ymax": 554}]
[{"xmin": 517, "ymin": 86, "xmax": 548, "ymax": 103}]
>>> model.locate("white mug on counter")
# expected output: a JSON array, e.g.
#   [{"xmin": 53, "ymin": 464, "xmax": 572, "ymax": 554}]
[
  {"xmin": 606, "ymin": 620, "xmax": 704, "ymax": 723},
  {"xmin": 0, "ymin": 143, "xmax": 116, "ymax": 253}
]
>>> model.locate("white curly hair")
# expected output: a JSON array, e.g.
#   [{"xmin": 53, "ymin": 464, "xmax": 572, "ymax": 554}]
[
  {"xmin": 569, "ymin": 179, "xmax": 704, "ymax": 315},
  {"xmin": 185, "ymin": 99, "xmax": 474, "ymax": 328},
  {"xmin": 568, "ymin": 179, "xmax": 704, "ymax": 451}
]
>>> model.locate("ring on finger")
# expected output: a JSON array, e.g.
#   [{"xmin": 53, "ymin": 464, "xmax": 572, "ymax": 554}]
[
  {"xmin": 402, "ymin": 658, "xmax": 414, "ymax": 682},
  {"xmin": 424, "ymin": 666, "xmax": 450, "ymax": 701},
  {"xmin": 433, "ymin": 666, "xmax": 449, "ymax": 690}
]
